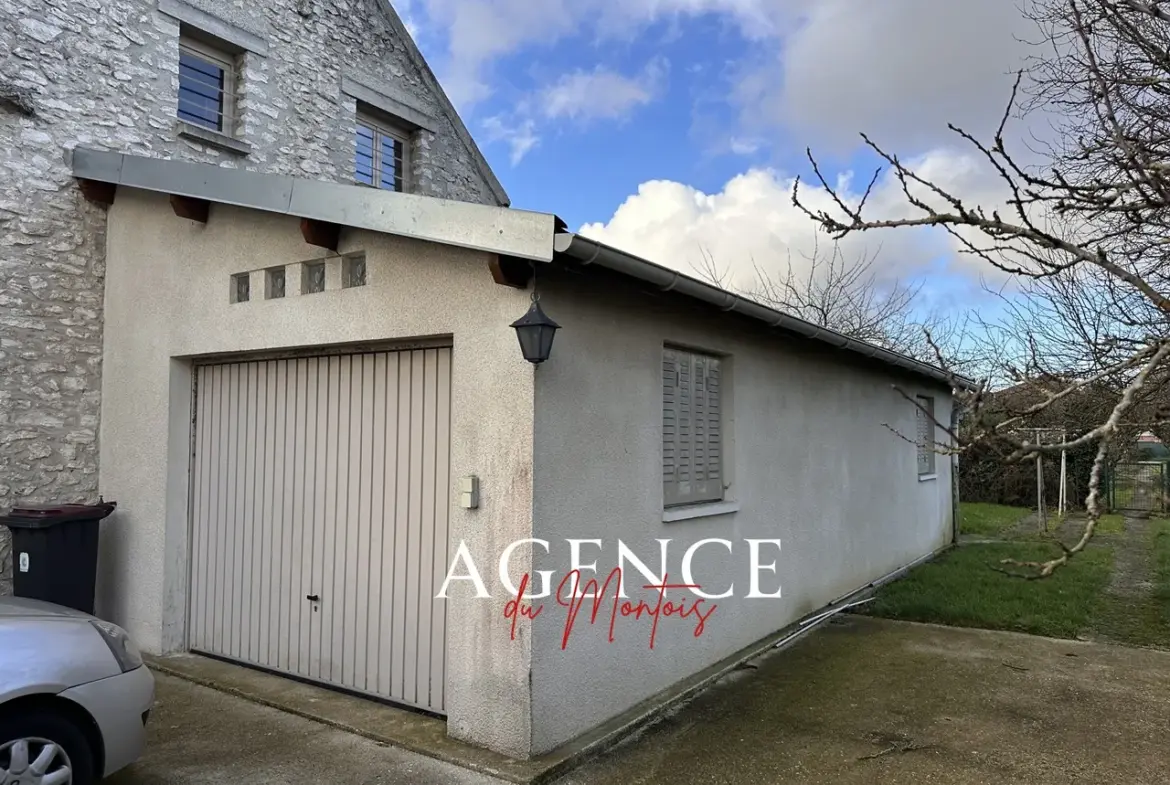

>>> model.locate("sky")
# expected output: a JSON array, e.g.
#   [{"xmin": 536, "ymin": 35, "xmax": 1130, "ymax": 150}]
[{"xmin": 396, "ymin": 0, "xmax": 1050, "ymax": 325}]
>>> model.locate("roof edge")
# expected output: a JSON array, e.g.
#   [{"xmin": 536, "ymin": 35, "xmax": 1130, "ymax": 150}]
[
  {"xmin": 553, "ymin": 232, "xmax": 978, "ymax": 392},
  {"xmin": 373, "ymin": 0, "xmax": 510, "ymax": 208},
  {"xmin": 71, "ymin": 148, "xmax": 553, "ymax": 261}
]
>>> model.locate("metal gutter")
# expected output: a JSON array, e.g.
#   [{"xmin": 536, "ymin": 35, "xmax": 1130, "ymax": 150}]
[
  {"xmin": 553, "ymin": 232, "xmax": 978, "ymax": 391},
  {"xmin": 70, "ymin": 147, "xmax": 554, "ymax": 262}
]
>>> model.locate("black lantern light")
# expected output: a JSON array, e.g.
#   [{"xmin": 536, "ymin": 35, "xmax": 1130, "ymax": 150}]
[{"xmin": 511, "ymin": 292, "xmax": 560, "ymax": 364}]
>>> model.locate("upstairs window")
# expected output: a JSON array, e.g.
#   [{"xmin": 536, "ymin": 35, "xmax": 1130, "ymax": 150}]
[
  {"xmin": 355, "ymin": 111, "xmax": 411, "ymax": 192},
  {"xmin": 178, "ymin": 35, "xmax": 236, "ymax": 134}
]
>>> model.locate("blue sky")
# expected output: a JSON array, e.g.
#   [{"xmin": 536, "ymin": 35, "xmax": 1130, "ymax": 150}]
[{"xmin": 399, "ymin": 0, "xmax": 1040, "ymax": 330}]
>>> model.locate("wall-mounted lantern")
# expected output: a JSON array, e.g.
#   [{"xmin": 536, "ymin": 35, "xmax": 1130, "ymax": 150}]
[{"xmin": 511, "ymin": 293, "xmax": 560, "ymax": 364}]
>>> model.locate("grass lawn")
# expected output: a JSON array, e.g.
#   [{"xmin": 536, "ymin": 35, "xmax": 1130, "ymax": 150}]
[
  {"xmin": 1086, "ymin": 519, "xmax": 1170, "ymax": 648},
  {"xmin": 865, "ymin": 542, "xmax": 1113, "ymax": 639},
  {"xmin": 1096, "ymin": 513, "xmax": 1126, "ymax": 535},
  {"xmin": 959, "ymin": 502, "xmax": 1030, "ymax": 537},
  {"xmin": 1154, "ymin": 520, "xmax": 1170, "ymax": 611},
  {"xmin": 1042, "ymin": 512, "xmax": 1125, "ymax": 536}
]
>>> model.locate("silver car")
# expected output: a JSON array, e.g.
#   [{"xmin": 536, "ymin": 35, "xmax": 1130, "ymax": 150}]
[{"xmin": 0, "ymin": 596, "xmax": 155, "ymax": 784}]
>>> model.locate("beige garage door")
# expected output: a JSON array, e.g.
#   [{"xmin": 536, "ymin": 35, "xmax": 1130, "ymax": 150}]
[{"xmin": 188, "ymin": 348, "xmax": 452, "ymax": 715}]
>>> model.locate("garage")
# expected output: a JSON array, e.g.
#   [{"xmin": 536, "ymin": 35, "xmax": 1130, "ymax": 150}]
[{"xmin": 187, "ymin": 347, "xmax": 453, "ymax": 715}]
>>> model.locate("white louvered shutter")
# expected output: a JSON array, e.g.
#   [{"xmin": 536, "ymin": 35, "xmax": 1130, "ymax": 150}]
[
  {"xmin": 664, "ymin": 347, "xmax": 724, "ymax": 506},
  {"xmin": 663, "ymin": 351, "xmax": 680, "ymax": 504}
]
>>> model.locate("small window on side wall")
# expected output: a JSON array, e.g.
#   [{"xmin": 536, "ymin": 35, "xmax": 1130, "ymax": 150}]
[
  {"xmin": 663, "ymin": 346, "xmax": 724, "ymax": 507},
  {"xmin": 916, "ymin": 395, "xmax": 937, "ymax": 476}
]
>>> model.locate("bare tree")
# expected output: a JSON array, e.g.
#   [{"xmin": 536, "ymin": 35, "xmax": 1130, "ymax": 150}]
[
  {"xmin": 791, "ymin": 0, "xmax": 1170, "ymax": 577},
  {"xmin": 690, "ymin": 239, "xmax": 974, "ymax": 367}
]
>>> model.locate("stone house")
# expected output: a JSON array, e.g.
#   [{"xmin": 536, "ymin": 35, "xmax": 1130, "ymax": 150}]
[{"xmin": 0, "ymin": 0, "xmax": 506, "ymax": 593}]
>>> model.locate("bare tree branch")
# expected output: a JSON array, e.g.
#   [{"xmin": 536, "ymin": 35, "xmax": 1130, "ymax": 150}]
[{"xmin": 789, "ymin": 0, "xmax": 1170, "ymax": 575}]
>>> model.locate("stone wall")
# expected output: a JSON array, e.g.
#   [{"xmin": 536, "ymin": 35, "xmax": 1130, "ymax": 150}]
[{"xmin": 0, "ymin": 0, "xmax": 505, "ymax": 594}]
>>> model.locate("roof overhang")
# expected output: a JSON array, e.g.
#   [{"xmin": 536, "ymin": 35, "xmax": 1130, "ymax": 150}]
[
  {"xmin": 553, "ymin": 232, "xmax": 978, "ymax": 392},
  {"xmin": 70, "ymin": 147, "xmax": 973, "ymax": 392},
  {"xmin": 71, "ymin": 147, "xmax": 555, "ymax": 262}
]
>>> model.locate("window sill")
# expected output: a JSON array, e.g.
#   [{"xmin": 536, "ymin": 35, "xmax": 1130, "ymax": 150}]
[
  {"xmin": 663, "ymin": 500, "xmax": 740, "ymax": 523},
  {"xmin": 918, "ymin": 473, "xmax": 938, "ymax": 482},
  {"xmin": 176, "ymin": 121, "xmax": 251, "ymax": 156}
]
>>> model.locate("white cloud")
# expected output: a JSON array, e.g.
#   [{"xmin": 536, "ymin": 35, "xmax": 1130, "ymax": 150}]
[
  {"xmin": 418, "ymin": 0, "xmax": 781, "ymax": 110},
  {"xmin": 483, "ymin": 57, "xmax": 668, "ymax": 165},
  {"xmin": 578, "ymin": 147, "xmax": 1019, "ymax": 300},
  {"xmin": 539, "ymin": 58, "xmax": 667, "ymax": 122},
  {"xmin": 728, "ymin": 136, "xmax": 762, "ymax": 155},
  {"xmin": 481, "ymin": 115, "xmax": 540, "ymax": 165},
  {"xmin": 419, "ymin": 0, "xmax": 1063, "ymax": 297},
  {"xmin": 734, "ymin": 0, "xmax": 1052, "ymax": 155},
  {"xmin": 418, "ymin": 0, "xmax": 1055, "ymax": 174}
]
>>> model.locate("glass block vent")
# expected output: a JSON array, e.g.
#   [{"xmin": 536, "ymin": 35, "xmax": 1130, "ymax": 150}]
[
  {"xmin": 266, "ymin": 267, "xmax": 286, "ymax": 299},
  {"xmin": 231, "ymin": 272, "xmax": 250, "ymax": 303},
  {"xmin": 343, "ymin": 254, "xmax": 367, "ymax": 288},
  {"xmin": 303, "ymin": 262, "xmax": 326, "ymax": 294}
]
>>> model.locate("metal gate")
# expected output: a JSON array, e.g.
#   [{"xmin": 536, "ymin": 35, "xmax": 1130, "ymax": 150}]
[
  {"xmin": 1108, "ymin": 461, "xmax": 1166, "ymax": 514},
  {"xmin": 188, "ymin": 348, "xmax": 452, "ymax": 714}
]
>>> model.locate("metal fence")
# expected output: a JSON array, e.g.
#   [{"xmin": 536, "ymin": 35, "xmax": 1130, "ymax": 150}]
[{"xmin": 1107, "ymin": 461, "xmax": 1167, "ymax": 514}]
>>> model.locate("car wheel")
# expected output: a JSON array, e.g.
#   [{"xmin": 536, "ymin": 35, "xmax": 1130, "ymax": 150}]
[{"xmin": 0, "ymin": 709, "xmax": 95, "ymax": 785}]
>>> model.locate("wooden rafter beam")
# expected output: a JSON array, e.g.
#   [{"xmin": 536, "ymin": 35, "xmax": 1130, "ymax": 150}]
[
  {"xmin": 169, "ymin": 194, "xmax": 210, "ymax": 223},
  {"xmin": 300, "ymin": 217, "xmax": 341, "ymax": 251},
  {"xmin": 77, "ymin": 179, "xmax": 116, "ymax": 207},
  {"xmin": 488, "ymin": 254, "xmax": 533, "ymax": 289}
]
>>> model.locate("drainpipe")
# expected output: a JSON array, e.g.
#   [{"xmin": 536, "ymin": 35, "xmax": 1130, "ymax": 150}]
[{"xmin": 951, "ymin": 398, "xmax": 961, "ymax": 544}]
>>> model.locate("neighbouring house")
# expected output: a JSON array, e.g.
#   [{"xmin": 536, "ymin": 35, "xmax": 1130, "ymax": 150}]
[
  {"xmin": 4, "ymin": 0, "xmax": 970, "ymax": 766},
  {"xmin": 0, "ymin": 0, "xmax": 505, "ymax": 595},
  {"xmin": 1136, "ymin": 431, "xmax": 1169, "ymax": 460}
]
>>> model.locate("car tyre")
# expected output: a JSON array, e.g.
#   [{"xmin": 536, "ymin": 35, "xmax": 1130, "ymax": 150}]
[{"xmin": 0, "ymin": 708, "xmax": 96, "ymax": 785}]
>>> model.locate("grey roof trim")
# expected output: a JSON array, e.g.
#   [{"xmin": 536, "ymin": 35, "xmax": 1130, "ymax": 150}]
[
  {"xmin": 372, "ymin": 1, "xmax": 509, "ymax": 208},
  {"xmin": 341, "ymin": 75, "xmax": 438, "ymax": 133},
  {"xmin": 72, "ymin": 148, "xmax": 553, "ymax": 262},
  {"xmin": 157, "ymin": 0, "xmax": 269, "ymax": 55},
  {"xmin": 553, "ymin": 232, "xmax": 977, "ymax": 392}
]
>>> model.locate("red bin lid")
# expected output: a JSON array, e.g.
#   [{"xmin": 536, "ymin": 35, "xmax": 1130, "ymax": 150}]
[{"xmin": 10, "ymin": 504, "xmax": 98, "ymax": 517}]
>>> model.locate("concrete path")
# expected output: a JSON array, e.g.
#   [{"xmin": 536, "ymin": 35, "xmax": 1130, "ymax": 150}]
[
  {"xmin": 105, "ymin": 672, "xmax": 508, "ymax": 785},
  {"xmin": 555, "ymin": 616, "xmax": 1170, "ymax": 785},
  {"xmin": 107, "ymin": 617, "xmax": 1170, "ymax": 785}
]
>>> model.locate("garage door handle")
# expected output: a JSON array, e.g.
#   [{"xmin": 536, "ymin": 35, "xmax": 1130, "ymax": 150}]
[{"xmin": 306, "ymin": 594, "xmax": 319, "ymax": 602}]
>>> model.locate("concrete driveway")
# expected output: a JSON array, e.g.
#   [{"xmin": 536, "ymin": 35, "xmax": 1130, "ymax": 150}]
[
  {"xmin": 104, "ymin": 672, "xmax": 506, "ymax": 785},
  {"xmin": 107, "ymin": 616, "xmax": 1170, "ymax": 784},
  {"xmin": 560, "ymin": 615, "xmax": 1170, "ymax": 785}
]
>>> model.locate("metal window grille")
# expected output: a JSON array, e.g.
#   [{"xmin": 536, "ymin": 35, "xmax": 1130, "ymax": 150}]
[
  {"xmin": 916, "ymin": 395, "xmax": 936, "ymax": 475},
  {"xmin": 355, "ymin": 113, "xmax": 410, "ymax": 192},
  {"xmin": 178, "ymin": 37, "xmax": 237, "ymax": 134}
]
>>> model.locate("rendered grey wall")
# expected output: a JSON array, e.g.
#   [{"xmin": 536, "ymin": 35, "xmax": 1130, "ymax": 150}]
[
  {"xmin": 0, "ymin": 0, "xmax": 503, "ymax": 592},
  {"xmin": 99, "ymin": 190, "xmax": 535, "ymax": 757},
  {"xmin": 529, "ymin": 265, "xmax": 954, "ymax": 754}
]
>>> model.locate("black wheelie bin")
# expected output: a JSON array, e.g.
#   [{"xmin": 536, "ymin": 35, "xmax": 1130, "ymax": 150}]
[{"xmin": 1, "ymin": 499, "xmax": 117, "ymax": 615}]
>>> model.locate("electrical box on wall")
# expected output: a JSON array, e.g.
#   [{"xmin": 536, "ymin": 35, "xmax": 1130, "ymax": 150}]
[{"xmin": 460, "ymin": 475, "xmax": 480, "ymax": 509}]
